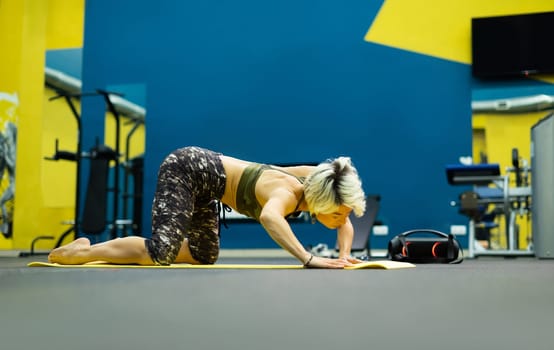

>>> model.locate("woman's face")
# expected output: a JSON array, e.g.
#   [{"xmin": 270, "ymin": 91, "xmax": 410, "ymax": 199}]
[{"xmin": 316, "ymin": 205, "xmax": 352, "ymax": 229}]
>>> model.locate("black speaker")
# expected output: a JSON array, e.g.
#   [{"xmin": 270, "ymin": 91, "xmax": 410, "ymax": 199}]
[{"xmin": 388, "ymin": 229, "xmax": 463, "ymax": 264}]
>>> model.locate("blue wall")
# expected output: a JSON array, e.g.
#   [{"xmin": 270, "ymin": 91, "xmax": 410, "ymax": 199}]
[{"xmin": 80, "ymin": 0, "xmax": 472, "ymax": 249}]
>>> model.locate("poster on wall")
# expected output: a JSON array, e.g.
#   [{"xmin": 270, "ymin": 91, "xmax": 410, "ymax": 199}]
[{"xmin": 0, "ymin": 92, "xmax": 18, "ymax": 238}]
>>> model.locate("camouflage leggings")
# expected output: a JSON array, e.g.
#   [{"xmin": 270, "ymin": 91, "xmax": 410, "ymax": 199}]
[{"xmin": 145, "ymin": 147, "xmax": 226, "ymax": 265}]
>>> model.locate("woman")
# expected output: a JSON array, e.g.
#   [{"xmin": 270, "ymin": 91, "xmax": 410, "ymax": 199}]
[{"xmin": 48, "ymin": 146, "xmax": 367, "ymax": 268}]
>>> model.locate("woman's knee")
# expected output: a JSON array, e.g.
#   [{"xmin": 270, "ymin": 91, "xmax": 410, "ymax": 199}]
[
  {"xmin": 144, "ymin": 238, "xmax": 178, "ymax": 265},
  {"xmin": 188, "ymin": 236, "xmax": 220, "ymax": 264}
]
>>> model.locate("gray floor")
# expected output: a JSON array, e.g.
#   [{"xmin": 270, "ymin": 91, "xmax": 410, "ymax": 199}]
[{"xmin": 1, "ymin": 255, "xmax": 554, "ymax": 350}]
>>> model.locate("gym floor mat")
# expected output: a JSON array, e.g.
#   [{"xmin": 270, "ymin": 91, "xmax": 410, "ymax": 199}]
[
  {"xmin": 28, "ymin": 260, "xmax": 415, "ymax": 269},
  {"xmin": 4, "ymin": 257, "xmax": 554, "ymax": 350}
]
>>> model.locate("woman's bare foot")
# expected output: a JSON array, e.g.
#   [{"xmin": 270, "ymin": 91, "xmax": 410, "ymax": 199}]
[{"xmin": 48, "ymin": 237, "xmax": 92, "ymax": 265}]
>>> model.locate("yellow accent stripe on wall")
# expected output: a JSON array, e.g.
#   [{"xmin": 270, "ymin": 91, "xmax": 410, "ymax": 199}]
[{"xmin": 365, "ymin": 0, "xmax": 554, "ymax": 64}]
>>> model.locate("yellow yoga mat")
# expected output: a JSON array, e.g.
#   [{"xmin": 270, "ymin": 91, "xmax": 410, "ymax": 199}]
[{"xmin": 28, "ymin": 260, "xmax": 415, "ymax": 270}]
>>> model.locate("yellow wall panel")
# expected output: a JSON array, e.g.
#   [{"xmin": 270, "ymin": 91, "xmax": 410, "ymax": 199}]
[
  {"xmin": 366, "ymin": 0, "xmax": 554, "ymax": 64},
  {"xmin": 0, "ymin": 1, "xmax": 24, "ymax": 93},
  {"xmin": 475, "ymin": 111, "xmax": 547, "ymax": 168},
  {"xmin": 45, "ymin": 0, "xmax": 85, "ymax": 49},
  {"xmin": 0, "ymin": 0, "xmax": 49, "ymax": 250},
  {"xmin": 42, "ymin": 89, "xmax": 79, "ymax": 208}
]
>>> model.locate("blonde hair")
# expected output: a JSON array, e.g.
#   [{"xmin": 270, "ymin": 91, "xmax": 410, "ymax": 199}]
[{"xmin": 303, "ymin": 157, "xmax": 366, "ymax": 217}]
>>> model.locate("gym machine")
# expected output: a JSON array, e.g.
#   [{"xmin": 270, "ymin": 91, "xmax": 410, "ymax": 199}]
[
  {"xmin": 446, "ymin": 149, "xmax": 532, "ymax": 258},
  {"xmin": 42, "ymin": 91, "xmax": 120, "ymax": 249},
  {"xmin": 22, "ymin": 89, "xmax": 144, "ymax": 255}
]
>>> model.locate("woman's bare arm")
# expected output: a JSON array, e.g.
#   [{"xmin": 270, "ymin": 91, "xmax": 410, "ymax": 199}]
[
  {"xmin": 336, "ymin": 218, "xmax": 362, "ymax": 263},
  {"xmin": 336, "ymin": 217, "xmax": 354, "ymax": 258},
  {"xmin": 258, "ymin": 193, "xmax": 312, "ymax": 263},
  {"xmin": 259, "ymin": 191, "xmax": 351, "ymax": 268}
]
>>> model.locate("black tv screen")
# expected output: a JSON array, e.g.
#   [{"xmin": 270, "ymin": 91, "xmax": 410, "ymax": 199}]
[{"xmin": 471, "ymin": 11, "xmax": 554, "ymax": 78}]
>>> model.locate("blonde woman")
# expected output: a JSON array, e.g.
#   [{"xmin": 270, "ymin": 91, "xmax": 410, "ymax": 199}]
[{"xmin": 49, "ymin": 146, "xmax": 366, "ymax": 268}]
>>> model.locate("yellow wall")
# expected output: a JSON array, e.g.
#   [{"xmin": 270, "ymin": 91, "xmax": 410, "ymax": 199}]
[
  {"xmin": 0, "ymin": 0, "xmax": 50, "ymax": 249},
  {"xmin": 45, "ymin": 0, "xmax": 84, "ymax": 49},
  {"xmin": 472, "ymin": 112, "xmax": 549, "ymax": 170}
]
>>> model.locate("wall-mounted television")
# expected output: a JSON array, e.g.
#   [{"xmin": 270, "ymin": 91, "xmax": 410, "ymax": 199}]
[{"xmin": 471, "ymin": 11, "xmax": 554, "ymax": 79}]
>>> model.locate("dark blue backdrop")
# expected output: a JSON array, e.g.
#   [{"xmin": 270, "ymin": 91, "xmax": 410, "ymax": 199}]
[{"xmin": 79, "ymin": 0, "xmax": 472, "ymax": 249}]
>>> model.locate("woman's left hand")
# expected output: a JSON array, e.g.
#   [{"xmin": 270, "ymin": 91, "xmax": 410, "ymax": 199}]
[{"xmin": 339, "ymin": 256, "xmax": 363, "ymax": 264}]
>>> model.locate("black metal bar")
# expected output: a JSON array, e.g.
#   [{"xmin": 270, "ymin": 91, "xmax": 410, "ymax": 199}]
[
  {"xmin": 62, "ymin": 95, "xmax": 83, "ymax": 242},
  {"xmin": 97, "ymin": 90, "xmax": 122, "ymax": 239},
  {"xmin": 121, "ymin": 121, "xmax": 141, "ymax": 237}
]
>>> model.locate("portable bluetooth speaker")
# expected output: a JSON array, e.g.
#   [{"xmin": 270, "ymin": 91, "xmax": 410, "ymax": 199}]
[{"xmin": 387, "ymin": 229, "xmax": 463, "ymax": 264}]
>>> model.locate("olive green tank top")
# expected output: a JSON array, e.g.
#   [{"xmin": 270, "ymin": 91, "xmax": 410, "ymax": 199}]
[{"xmin": 235, "ymin": 164, "xmax": 304, "ymax": 221}]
